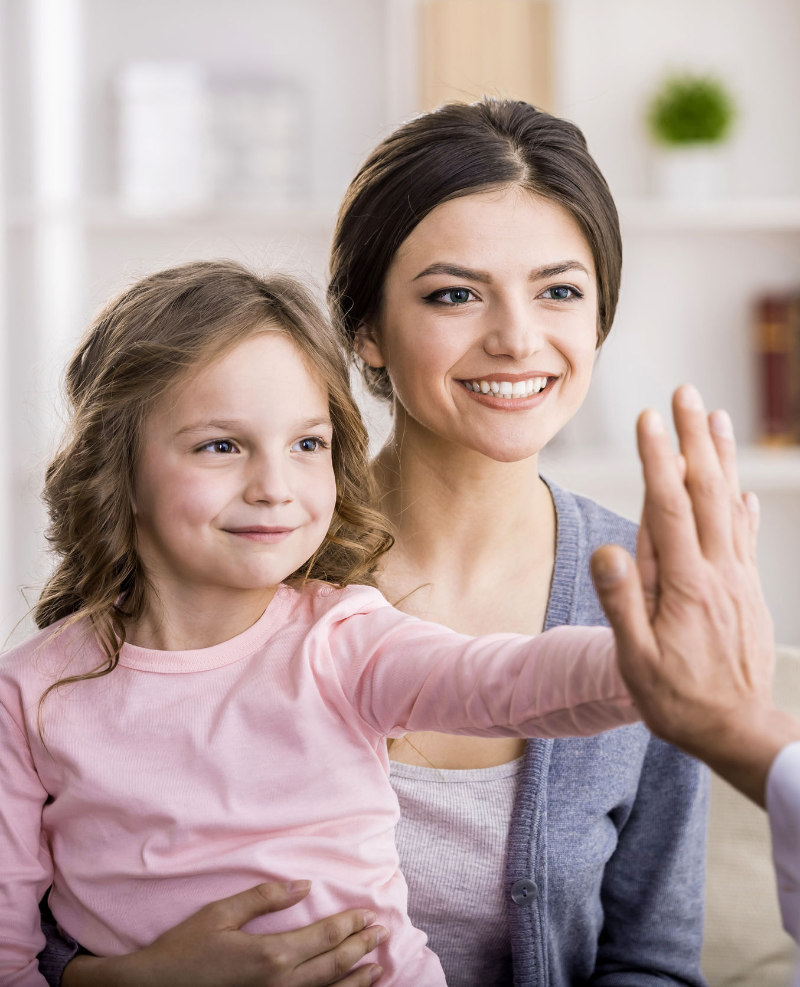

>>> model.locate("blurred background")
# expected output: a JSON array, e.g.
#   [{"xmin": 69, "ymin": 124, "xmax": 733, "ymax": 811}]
[{"xmin": 1, "ymin": 0, "xmax": 799, "ymax": 646}]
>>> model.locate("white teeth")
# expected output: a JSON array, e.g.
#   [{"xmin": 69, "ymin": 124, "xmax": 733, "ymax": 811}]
[{"xmin": 464, "ymin": 377, "xmax": 551, "ymax": 398}]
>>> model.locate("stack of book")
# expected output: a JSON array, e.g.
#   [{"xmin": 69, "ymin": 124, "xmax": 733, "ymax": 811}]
[{"xmin": 754, "ymin": 292, "xmax": 800, "ymax": 445}]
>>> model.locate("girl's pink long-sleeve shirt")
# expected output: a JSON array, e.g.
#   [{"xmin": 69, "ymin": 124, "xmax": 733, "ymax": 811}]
[{"xmin": 0, "ymin": 581, "xmax": 638, "ymax": 986}]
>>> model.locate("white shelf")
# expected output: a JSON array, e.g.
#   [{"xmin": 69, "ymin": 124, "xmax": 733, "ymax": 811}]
[
  {"xmin": 5, "ymin": 199, "xmax": 338, "ymax": 236},
  {"xmin": 543, "ymin": 444, "xmax": 800, "ymax": 494},
  {"xmin": 10, "ymin": 197, "xmax": 800, "ymax": 237},
  {"xmin": 618, "ymin": 196, "xmax": 800, "ymax": 232}
]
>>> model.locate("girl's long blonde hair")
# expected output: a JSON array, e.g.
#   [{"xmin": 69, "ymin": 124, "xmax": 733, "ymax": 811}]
[{"xmin": 36, "ymin": 260, "xmax": 393, "ymax": 703}]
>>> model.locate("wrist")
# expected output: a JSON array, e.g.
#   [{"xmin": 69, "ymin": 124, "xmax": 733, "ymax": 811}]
[
  {"xmin": 62, "ymin": 951, "xmax": 144, "ymax": 987},
  {"xmin": 687, "ymin": 705, "xmax": 800, "ymax": 806}
]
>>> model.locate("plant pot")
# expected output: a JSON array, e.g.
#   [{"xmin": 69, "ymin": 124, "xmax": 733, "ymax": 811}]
[{"xmin": 651, "ymin": 143, "xmax": 729, "ymax": 205}]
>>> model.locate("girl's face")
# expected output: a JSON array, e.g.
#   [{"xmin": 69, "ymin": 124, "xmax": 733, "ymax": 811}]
[
  {"xmin": 133, "ymin": 332, "xmax": 337, "ymax": 610},
  {"xmin": 358, "ymin": 186, "xmax": 599, "ymax": 463}
]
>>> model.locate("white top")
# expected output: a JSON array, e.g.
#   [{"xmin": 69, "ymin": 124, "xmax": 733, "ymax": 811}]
[{"xmin": 390, "ymin": 757, "xmax": 523, "ymax": 985}]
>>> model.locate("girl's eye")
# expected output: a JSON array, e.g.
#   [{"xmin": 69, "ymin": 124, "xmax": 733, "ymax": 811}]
[
  {"xmin": 199, "ymin": 439, "xmax": 238, "ymax": 454},
  {"xmin": 292, "ymin": 437, "xmax": 329, "ymax": 454},
  {"xmin": 541, "ymin": 284, "xmax": 583, "ymax": 301},
  {"xmin": 427, "ymin": 287, "xmax": 477, "ymax": 306}
]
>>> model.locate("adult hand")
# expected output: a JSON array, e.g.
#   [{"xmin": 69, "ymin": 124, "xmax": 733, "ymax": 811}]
[
  {"xmin": 61, "ymin": 881, "xmax": 385, "ymax": 987},
  {"xmin": 590, "ymin": 384, "xmax": 800, "ymax": 806}
]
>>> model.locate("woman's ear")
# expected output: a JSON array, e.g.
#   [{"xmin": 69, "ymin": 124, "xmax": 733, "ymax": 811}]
[{"xmin": 354, "ymin": 324, "xmax": 385, "ymax": 368}]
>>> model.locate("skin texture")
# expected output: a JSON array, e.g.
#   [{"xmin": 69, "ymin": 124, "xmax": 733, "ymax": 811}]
[
  {"xmin": 130, "ymin": 332, "xmax": 337, "ymax": 651},
  {"xmin": 56, "ymin": 186, "xmax": 605, "ymax": 982},
  {"xmin": 61, "ymin": 882, "xmax": 385, "ymax": 987},
  {"xmin": 591, "ymin": 384, "xmax": 800, "ymax": 806},
  {"xmin": 361, "ymin": 187, "xmax": 599, "ymax": 770},
  {"xmin": 59, "ymin": 334, "xmax": 386, "ymax": 986}
]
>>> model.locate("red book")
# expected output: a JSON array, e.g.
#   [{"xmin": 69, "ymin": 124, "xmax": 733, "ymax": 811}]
[{"xmin": 754, "ymin": 294, "xmax": 797, "ymax": 445}]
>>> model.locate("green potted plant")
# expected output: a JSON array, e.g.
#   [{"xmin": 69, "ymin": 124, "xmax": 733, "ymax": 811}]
[{"xmin": 646, "ymin": 72, "xmax": 736, "ymax": 203}]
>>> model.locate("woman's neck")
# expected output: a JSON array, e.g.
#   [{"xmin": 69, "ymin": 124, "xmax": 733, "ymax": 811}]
[{"xmin": 372, "ymin": 422, "xmax": 556, "ymax": 628}]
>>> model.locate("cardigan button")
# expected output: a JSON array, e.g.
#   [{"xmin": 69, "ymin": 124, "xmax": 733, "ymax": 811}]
[{"xmin": 510, "ymin": 878, "xmax": 538, "ymax": 905}]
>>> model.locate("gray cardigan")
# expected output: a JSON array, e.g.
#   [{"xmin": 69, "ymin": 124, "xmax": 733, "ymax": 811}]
[
  {"xmin": 503, "ymin": 479, "xmax": 708, "ymax": 986},
  {"xmin": 39, "ymin": 480, "xmax": 708, "ymax": 986}
]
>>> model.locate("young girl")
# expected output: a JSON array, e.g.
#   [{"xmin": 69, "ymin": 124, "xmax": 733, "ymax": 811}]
[{"xmin": 0, "ymin": 260, "xmax": 638, "ymax": 987}]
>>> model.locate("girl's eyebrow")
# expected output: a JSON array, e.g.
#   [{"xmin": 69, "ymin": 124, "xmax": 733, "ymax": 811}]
[
  {"xmin": 412, "ymin": 260, "xmax": 591, "ymax": 283},
  {"xmin": 176, "ymin": 417, "xmax": 333, "ymax": 436}
]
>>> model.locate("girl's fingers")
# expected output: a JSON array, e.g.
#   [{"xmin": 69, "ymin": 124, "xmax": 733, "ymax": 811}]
[{"xmin": 672, "ymin": 385, "xmax": 733, "ymax": 561}]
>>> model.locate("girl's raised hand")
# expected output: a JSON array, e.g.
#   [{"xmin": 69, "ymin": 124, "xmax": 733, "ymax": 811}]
[{"xmin": 60, "ymin": 881, "xmax": 385, "ymax": 987}]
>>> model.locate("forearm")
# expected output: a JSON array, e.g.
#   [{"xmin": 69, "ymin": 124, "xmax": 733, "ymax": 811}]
[{"xmin": 62, "ymin": 954, "xmax": 136, "ymax": 987}]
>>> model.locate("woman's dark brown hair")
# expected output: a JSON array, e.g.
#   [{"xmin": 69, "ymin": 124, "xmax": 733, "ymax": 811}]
[
  {"xmin": 329, "ymin": 98, "xmax": 622, "ymax": 401},
  {"xmin": 36, "ymin": 260, "xmax": 392, "ymax": 709}
]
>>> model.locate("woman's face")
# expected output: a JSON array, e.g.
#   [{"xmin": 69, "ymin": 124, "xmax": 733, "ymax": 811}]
[{"xmin": 358, "ymin": 186, "xmax": 600, "ymax": 463}]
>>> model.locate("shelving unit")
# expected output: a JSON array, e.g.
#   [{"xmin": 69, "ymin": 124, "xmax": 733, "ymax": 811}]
[
  {"xmin": 2, "ymin": 0, "xmax": 800, "ymax": 643},
  {"xmin": 618, "ymin": 197, "xmax": 800, "ymax": 233}
]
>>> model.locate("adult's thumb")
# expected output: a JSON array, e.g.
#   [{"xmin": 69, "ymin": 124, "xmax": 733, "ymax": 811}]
[{"xmin": 590, "ymin": 545, "xmax": 654, "ymax": 660}]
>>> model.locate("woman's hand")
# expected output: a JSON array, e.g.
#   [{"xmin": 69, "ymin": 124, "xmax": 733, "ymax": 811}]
[{"xmin": 61, "ymin": 881, "xmax": 386, "ymax": 987}]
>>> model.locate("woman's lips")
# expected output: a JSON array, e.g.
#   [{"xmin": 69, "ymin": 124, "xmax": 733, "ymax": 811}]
[{"xmin": 458, "ymin": 375, "xmax": 557, "ymax": 407}]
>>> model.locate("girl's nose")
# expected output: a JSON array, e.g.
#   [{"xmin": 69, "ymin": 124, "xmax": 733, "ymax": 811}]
[{"xmin": 244, "ymin": 456, "xmax": 294, "ymax": 506}]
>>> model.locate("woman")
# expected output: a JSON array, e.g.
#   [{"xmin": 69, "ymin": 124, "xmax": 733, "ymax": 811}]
[{"xmin": 41, "ymin": 100, "xmax": 707, "ymax": 987}]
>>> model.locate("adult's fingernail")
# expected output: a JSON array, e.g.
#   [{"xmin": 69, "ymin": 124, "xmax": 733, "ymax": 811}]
[
  {"xmin": 678, "ymin": 383, "xmax": 704, "ymax": 410},
  {"xmin": 744, "ymin": 491, "xmax": 760, "ymax": 515},
  {"xmin": 642, "ymin": 409, "xmax": 665, "ymax": 434},
  {"xmin": 593, "ymin": 551, "xmax": 627, "ymax": 586},
  {"xmin": 285, "ymin": 880, "xmax": 311, "ymax": 893},
  {"xmin": 363, "ymin": 910, "xmax": 377, "ymax": 926},
  {"xmin": 710, "ymin": 409, "xmax": 733, "ymax": 438}
]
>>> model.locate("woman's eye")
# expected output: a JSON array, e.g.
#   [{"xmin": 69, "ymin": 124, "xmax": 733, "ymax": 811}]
[
  {"xmin": 427, "ymin": 287, "xmax": 476, "ymax": 305},
  {"xmin": 541, "ymin": 284, "xmax": 582, "ymax": 301},
  {"xmin": 293, "ymin": 437, "xmax": 329, "ymax": 453},
  {"xmin": 199, "ymin": 439, "xmax": 237, "ymax": 454}
]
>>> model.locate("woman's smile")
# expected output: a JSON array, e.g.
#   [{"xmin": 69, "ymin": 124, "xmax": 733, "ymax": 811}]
[{"xmin": 359, "ymin": 185, "xmax": 599, "ymax": 462}]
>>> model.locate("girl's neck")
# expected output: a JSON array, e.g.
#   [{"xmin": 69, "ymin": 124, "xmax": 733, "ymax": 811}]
[{"xmin": 125, "ymin": 584, "xmax": 277, "ymax": 651}]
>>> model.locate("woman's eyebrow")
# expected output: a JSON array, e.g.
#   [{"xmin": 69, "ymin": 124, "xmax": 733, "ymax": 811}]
[
  {"xmin": 413, "ymin": 260, "xmax": 591, "ymax": 282},
  {"xmin": 413, "ymin": 263, "xmax": 491, "ymax": 282}
]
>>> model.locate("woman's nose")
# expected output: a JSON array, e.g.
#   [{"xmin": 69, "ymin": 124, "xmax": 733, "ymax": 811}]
[{"xmin": 483, "ymin": 299, "xmax": 544, "ymax": 360}]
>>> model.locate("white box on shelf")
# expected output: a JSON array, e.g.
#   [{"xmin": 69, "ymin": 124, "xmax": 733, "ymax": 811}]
[{"xmin": 116, "ymin": 61, "xmax": 212, "ymax": 216}]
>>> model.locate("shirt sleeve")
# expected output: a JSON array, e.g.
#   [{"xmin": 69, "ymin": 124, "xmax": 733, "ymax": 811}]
[
  {"xmin": 328, "ymin": 606, "xmax": 639, "ymax": 740},
  {"xmin": 767, "ymin": 740, "xmax": 800, "ymax": 945},
  {"xmin": 0, "ymin": 698, "xmax": 53, "ymax": 986}
]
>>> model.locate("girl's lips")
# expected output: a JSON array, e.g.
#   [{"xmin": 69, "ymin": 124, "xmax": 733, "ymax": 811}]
[{"xmin": 226, "ymin": 527, "xmax": 295, "ymax": 543}]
